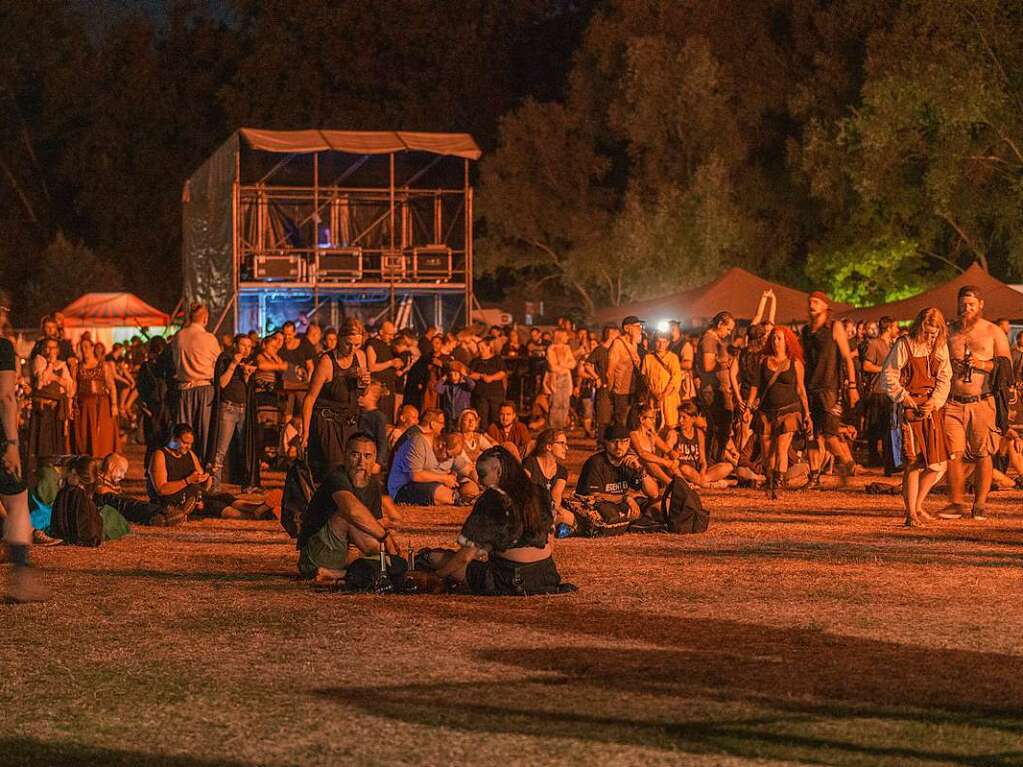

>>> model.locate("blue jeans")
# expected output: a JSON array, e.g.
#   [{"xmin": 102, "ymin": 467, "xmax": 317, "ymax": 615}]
[{"xmin": 211, "ymin": 401, "xmax": 246, "ymax": 490}]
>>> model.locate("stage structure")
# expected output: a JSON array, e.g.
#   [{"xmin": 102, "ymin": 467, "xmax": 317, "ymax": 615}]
[{"xmin": 182, "ymin": 128, "xmax": 481, "ymax": 334}]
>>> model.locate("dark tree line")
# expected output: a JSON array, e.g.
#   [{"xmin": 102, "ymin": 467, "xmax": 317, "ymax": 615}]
[
  {"xmin": 3, "ymin": 0, "xmax": 1023, "ymax": 325},
  {"xmin": 0, "ymin": 0, "xmax": 593, "ymax": 324}
]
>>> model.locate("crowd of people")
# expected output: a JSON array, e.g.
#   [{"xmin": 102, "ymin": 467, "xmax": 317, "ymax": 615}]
[{"xmin": 2, "ymin": 284, "xmax": 1022, "ymax": 601}]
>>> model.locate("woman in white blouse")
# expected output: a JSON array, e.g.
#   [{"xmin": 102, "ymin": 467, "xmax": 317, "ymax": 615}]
[
  {"xmin": 879, "ymin": 308, "xmax": 951, "ymax": 526},
  {"xmin": 30, "ymin": 337, "xmax": 75, "ymax": 467}
]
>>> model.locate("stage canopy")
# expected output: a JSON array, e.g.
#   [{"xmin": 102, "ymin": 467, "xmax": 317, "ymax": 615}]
[
  {"xmin": 238, "ymin": 128, "xmax": 481, "ymax": 160},
  {"xmin": 182, "ymin": 128, "xmax": 481, "ymax": 332},
  {"xmin": 596, "ymin": 267, "xmax": 851, "ymax": 327},
  {"xmin": 840, "ymin": 263, "xmax": 1023, "ymax": 322},
  {"xmin": 59, "ymin": 292, "xmax": 169, "ymax": 327}
]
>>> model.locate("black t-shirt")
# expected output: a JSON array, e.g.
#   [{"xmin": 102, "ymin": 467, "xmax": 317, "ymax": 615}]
[
  {"xmin": 470, "ymin": 356, "xmax": 506, "ymax": 399},
  {"xmin": 587, "ymin": 344, "xmax": 610, "ymax": 384},
  {"xmin": 299, "ymin": 468, "xmax": 383, "ymax": 549},
  {"xmin": 523, "ymin": 455, "xmax": 568, "ymax": 493},
  {"xmin": 367, "ymin": 337, "xmax": 397, "ymax": 387},
  {"xmin": 0, "ymin": 337, "xmax": 15, "ymax": 372},
  {"xmin": 697, "ymin": 331, "xmax": 725, "ymax": 389},
  {"xmin": 281, "ymin": 338, "xmax": 315, "ymax": 367},
  {"xmin": 216, "ymin": 352, "xmax": 249, "ymax": 404},
  {"xmin": 576, "ymin": 451, "xmax": 644, "ymax": 495}
]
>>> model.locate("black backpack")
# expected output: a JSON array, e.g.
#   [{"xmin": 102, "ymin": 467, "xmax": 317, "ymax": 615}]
[
  {"xmin": 50, "ymin": 485, "xmax": 103, "ymax": 547},
  {"xmin": 280, "ymin": 457, "xmax": 316, "ymax": 539},
  {"xmin": 659, "ymin": 478, "xmax": 709, "ymax": 534}
]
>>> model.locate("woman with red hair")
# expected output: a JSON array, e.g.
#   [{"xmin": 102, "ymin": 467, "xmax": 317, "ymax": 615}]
[{"xmin": 744, "ymin": 326, "xmax": 811, "ymax": 498}]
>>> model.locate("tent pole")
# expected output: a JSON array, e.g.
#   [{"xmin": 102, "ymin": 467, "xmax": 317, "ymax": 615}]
[
  {"xmin": 389, "ymin": 152, "xmax": 396, "ymax": 253},
  {"xmin": 212, "ymin": 292, "xmax": 237, "ymax": 335},
  {"xmin": 232, "ymin": 145, "xmax": 241, "ymax": 332}
]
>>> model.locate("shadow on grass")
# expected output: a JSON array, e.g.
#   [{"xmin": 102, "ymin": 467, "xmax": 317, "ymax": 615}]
[
  {"xmin": 0, "ymin": 737, "xmax": 273, "ymax": 767},
  {"xmin": 636, "ymin": 540, "xmax": 1023, "ymax": 568},
  {"xmin": 73, "ymin": 568, "xmax": 295, "ymax": 584},
  {"xmin": 320, "ymin": 604, "xmax": 1023, "ymax": 764}
]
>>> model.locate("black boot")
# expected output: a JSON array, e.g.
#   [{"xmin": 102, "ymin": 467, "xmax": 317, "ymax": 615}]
[
  {"xmin": 767, "ymin": 470, "xmax": 777, "ymax": 500},
  {"xmin": 804, "ymin": 470, "xmax": 821, "ymax": 490}
]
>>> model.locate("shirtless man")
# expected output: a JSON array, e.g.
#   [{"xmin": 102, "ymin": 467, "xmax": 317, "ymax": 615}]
[{"xmin": 938, "ymin": 286, "xmax": 1011, "ymax": 520}]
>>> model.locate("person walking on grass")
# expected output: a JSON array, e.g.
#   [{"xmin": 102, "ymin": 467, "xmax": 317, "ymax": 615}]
[
  {"xmin": 879, "ymin": 307, "xmax": 952, "ymax": 527},
  {"xmin": 801, "ymin": 291, "xmax": 859, "ymax": 487},
  {"xmin": 1, "ymin": 289, "xmax": 47, "ymax": 601},
  {"xmin": 938, "ymin": 286, "xmax": 1012, "ymax": 521}
]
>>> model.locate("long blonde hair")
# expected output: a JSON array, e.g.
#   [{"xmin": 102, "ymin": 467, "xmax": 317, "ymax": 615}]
[{"xmin": 907, "ymin": 307, "xmax": 947, "ymax": 349}]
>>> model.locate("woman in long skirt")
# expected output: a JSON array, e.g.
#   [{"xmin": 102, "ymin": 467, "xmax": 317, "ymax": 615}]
[
  {"xmin": 879, "ymin": 307, "xmax": 952, "ymax": 526},
  {"xmin": 29, "ymin": 337, "xmax": 74, "ymax": 471},
  {"xmin": 74, "ymin": 338, "xmax": 119, "ymax": 457}
]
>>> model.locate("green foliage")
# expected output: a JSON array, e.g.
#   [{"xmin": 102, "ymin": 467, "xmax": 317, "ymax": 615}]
[
  {"xmin": 21, "ymin": 232, "xmax": 122, "ymax": 321},
  {"xmin": 806, "ymin": 238, "xmax": 938, "ymax": 307}
]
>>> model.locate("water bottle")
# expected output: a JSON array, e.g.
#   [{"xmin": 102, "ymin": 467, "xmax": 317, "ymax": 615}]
[{"xmin": 963, "ymin": 347, "xmax": 973, "ymax": 383}]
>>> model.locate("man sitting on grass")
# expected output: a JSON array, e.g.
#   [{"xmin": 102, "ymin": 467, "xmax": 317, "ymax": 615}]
[
  {"xmin": 298, "ymin": 432, "xmax": 401, "ymax": 583},
  {"xmin": 575, "ymin": 425, "xmax": 659, "ymax": 520},
  {"xmin": 387, "ymin": 409, "xmax": 460, "ymax": 505},
  {"xmin": 486, "ymin": 401, "xmax": 531, "ymax": 460}
]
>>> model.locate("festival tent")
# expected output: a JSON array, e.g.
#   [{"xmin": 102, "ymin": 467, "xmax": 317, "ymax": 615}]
[
  {"xmin": 57, "ymin": 292, "xmax": 170, "ymax": 347},
  {"xmin": 595, "ymin": 267, "xmax": 851, "ymax": 327},
  {"xmin": 840, "ymin": 263, "xmax": 1023, "ymax": 322}
]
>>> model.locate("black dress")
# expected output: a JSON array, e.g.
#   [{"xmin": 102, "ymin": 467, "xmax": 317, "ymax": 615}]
[{"xmin": 458, "ymin": 485, "xmax": 562, "ymax": 596}]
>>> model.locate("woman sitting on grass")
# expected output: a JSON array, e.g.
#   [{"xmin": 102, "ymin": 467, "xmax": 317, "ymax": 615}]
[
  {"xmin": 667, "ymin": 402, "xmax": 735, "ymax": 489},
  {"xmin": 523, "ymin": 428, "xmax": 571, "ymax": 527},
  {"xmin": 456, "ymin": 408, "xmax": 493, "ymax": 464},
  {"xmin": 427, "ymin": 446, "xmax": 571, "ymax": 595}
]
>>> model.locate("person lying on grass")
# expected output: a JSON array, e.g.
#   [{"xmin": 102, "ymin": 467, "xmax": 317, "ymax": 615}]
[
  {"xmin": 297, "ymin": 431, "xmax": 401, "ymax": 583},
  {"xmin": 424, "ymin": 446, "xmax": 569, "ymax": 596}
]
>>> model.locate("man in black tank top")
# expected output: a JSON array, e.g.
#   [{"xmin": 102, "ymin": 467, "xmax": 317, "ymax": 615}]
[
  {"xmin": 366, "ymin": 321, "xmax": 402, "ymax": 425},
  {"xmin": 801, "ymin": 291, "xmax": 859, "ymax": 486}
]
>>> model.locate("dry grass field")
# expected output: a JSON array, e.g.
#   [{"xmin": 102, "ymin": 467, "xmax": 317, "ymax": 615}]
[{"xmin": 3, "ymin": 440, "xmax": 1022, "ymax": 767}]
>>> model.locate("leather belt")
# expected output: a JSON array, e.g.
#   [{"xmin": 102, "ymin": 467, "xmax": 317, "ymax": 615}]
[{"xmin": 951, "ymin": 392, "xmax": 992, "ymax": 404}]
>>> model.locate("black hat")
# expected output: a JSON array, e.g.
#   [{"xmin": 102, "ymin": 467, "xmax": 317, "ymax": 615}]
[
  {"xmin": 604, "ymin": 424, "xmax": 631, "ymax": 442},
  {"xmin": 621, "ymin": 315, "xmax": 644, "ymax": 329}
]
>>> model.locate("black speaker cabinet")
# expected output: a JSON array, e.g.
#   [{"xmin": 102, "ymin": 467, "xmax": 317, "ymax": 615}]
[
  {"xmin": 412, "ymin": 246, "xmax": 452, "ymax": 281},
  {"xmin": 317, "ymin": 248, "xmax": 363, "ymax": 281},
  {"xmin": 253, "ymin": 251, "xmax": 302, "ymax": 281}
]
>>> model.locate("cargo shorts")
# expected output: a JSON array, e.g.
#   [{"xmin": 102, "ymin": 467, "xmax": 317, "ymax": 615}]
[{"xmin": 944, "ymin": 396, "xmax": 1000, "ymax": 460}]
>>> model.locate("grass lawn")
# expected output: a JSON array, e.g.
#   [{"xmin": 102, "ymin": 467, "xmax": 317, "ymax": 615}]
[{"xmin": 3, "ymin": 441, "xmax": 1022, "ymax": 767}]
